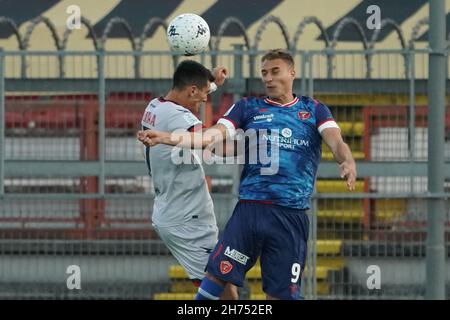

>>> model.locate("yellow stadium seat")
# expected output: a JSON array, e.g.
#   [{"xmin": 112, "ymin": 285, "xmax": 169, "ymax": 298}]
[
  {"xmin": 247, "ymin": 282, "xmax": 264, "ymax": 295},
  {"xmin": 317, "ymin": 281, "xmax": 330, "ymax": 295},
  {"xmin": 374, "ymin": 199, "xmax": 406, "ymax": 222},
  {"xmin": 316, "ymin": 257, "xmax": 346, "ymax": 270},
  {"xmin": 317, "ymin": 209, "xmax": 364, "ymax": 222},
  {"xmin": 168, "ymin": 265, "xmax": 189, "ymax": 279},
  {"xmin": 154, "ymin": 293, "xmax": 195, "ymax": 300},
  {"xmin": 171, "ymin": 281, "xmax": 197, "ymax": 293},
  {"xmin": 318, "ymin": 199, "xmax": 364, "ymax": 210},
  {"xmin": 316, "ymin": 180, "xmax": 365, "ymax": 193},
  {"xmin": 249, "ymin": 293, "xmax": 266, "ymax": 300},
  {"xmin": 316, "ymin": 240, "xmax": 342, "ymax": 255},
  {"xmin": 338, "ymin": 122, "xmax": 365, "ymax": 136},
  {"xmin": 313, "ymin": 266, "xmax": 329, "ymax": 280}
]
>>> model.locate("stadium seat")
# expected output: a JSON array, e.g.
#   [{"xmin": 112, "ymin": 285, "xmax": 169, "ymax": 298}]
[
  {"xmin": 156, "ymin": 239, "xmax": 344, "ymax": 299},
  {"xmin": 316, "ymin": 180, "xmax": 365, "ymax": 193},
  {"xmin": 154, "ymin": 293, "xmax": 196, "ymax": 300},
  {"xmin": 338, "ymin": 122, "xmax": 365, "ymax": 136},
  {"xmin": 374, "ymin": 199, "xmax": 406, "ymax": 223}
]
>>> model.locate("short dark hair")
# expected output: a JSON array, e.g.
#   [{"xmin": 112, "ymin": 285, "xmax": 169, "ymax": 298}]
[
  {"xmin": 261, "ymin": 49, "xmax": 294, "ymax": 68},
  {"xmin": 172, "ymin": 60, "xmax": 215, "ymax": 90}
]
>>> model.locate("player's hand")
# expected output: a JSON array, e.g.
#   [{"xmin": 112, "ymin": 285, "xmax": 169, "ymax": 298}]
[
  {"xmin": 212, "ymin": 67, "xmax": 228, "ymax": 87},
  {"xmin": 137, "ymin": 130, "xmax": 164, "ymax": 147},
  {"xmin": 339, "ymin": 159, "xmax": 357, "ymax": 191}
]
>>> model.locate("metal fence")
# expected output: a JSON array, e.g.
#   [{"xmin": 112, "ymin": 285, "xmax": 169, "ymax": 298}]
[{"xmin": 0, "ymin": 46, "xmax": 449, "ymax": 299}]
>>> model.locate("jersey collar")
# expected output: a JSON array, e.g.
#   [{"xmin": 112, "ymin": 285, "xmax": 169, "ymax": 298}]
[
  {"xmin": 264, "ymin": 95, "xmax": 299, "ymax": 107},
  {"xmin": 159, "ymin": 96, "xmax": 183, "ymax": 107}
]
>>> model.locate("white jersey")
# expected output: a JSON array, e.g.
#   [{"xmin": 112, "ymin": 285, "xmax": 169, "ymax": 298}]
[{"xmin": 141, "ymin": 97, "xmax": 216, "ymax": 228}]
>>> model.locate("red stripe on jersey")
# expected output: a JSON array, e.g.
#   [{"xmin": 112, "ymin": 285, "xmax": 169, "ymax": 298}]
[
  {"xmin": 312, "ymin": 98, "xmax": 320, "ymax": 106},
  {"xmin": 212, "ymin": 244, "xmax": 223, "ymax": 261},
  {"xmin": 264, "ymin": 96, "xmax": 299, "ymax": 107},
  {"xmin": 317, "ymin": 119, "xmax": 336, "ymax": 128}
]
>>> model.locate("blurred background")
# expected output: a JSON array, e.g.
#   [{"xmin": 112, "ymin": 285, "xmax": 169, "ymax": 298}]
[{"xmin": 0, "ymin": 0, "xmax": 449, "ymax": 299}]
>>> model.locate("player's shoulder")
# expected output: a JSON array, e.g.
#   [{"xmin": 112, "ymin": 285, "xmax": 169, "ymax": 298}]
[
  {"xmin": 299, "ymin": 95, "xmax": 329, "ymax": 111},
  {"xmin": 224, "ymin": 96, "xmax": 256, "ymax": 115},
  {"xmin": 234, "ymin": 96, "xmax": 264, "ymax": 109}
]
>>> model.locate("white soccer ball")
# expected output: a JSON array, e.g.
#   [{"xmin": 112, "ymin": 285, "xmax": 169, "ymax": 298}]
[{"xmin": 166, "ymin": 13, "xmax": 210, "ymax": 56}]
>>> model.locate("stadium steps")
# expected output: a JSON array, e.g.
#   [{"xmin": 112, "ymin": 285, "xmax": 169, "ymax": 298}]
[
  {"xmin": 154, "ymin": 293, "xmax": 196, "ymax": 300},
  {"xmin": 316, "ymin": 180, "xmax": 365, "ymax": 223},
  {"xmin": 153, "ymin": 240, "xmax": 344, "ymax": 299},
  {"xmin": 316, "ymin": 180, "xmax": 365, "ymax": 193},
  {"xmin": 317, "ymin": 210, "xmax": 364, "ymax": 222},
  {"xmin": 317, "ymin": 200, "xmax": 365, "ymax": 222},
  {"xmin": 314, "ymin": 116, "xmax": 364, "ymax": 296}
]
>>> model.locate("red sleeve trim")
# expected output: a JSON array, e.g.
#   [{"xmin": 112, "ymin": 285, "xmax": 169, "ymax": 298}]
[
  {"xmin": 317, "ymin": 119, "xmax": 335, "ymax": 128},
  {"xmin": 222, "ymin": 117, "xmax": 238, "ymax": 129}
]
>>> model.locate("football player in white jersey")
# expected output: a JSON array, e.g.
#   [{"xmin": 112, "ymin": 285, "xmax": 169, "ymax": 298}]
[{"xmin": 139, "ymin": 60, "xmax": 237, "ymax": 299}]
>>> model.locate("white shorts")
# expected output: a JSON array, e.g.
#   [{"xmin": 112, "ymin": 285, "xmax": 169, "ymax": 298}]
[{"xmin": 154, "ymin": 222, "xmax": 219, "ymax": 280}]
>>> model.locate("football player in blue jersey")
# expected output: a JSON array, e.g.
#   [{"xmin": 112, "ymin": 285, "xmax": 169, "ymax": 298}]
[{"xmin": 138, "ymin": 49, "xmax": 356, "ymax": 300}]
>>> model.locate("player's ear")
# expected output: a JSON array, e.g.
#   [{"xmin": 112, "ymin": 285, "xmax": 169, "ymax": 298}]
[
  {"xmin": 189, "ymin": 85, "xmax": 197, "ymax": 97},
  {"xmin": 290, "ymin": 68, "xmax": 295, "ymax": 79}
]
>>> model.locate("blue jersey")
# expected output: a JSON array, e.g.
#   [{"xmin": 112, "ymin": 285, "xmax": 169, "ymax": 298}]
[{"xmin": 217, "ymin": 95, "xmax": 339, "ymax": 209}]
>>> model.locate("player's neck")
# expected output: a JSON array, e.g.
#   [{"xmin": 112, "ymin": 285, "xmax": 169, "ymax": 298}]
[
  {"xmin": 268, "ymin": 93, "xmax": 295, "ymax": 105},
  {"xmin": 165, "ymin": 91, "xmax": 186, "ymax": 107}
]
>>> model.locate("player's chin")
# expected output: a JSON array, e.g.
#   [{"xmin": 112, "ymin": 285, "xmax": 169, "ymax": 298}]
[{"xmin": 266, "ymin": 88, "xmax": 279, "ymax": 96}]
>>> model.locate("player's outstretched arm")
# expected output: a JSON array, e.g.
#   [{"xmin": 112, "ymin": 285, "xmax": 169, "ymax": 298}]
[
  {"xmin": 321, "ymin": 128, "xmax": 357, "ymax": 191},
  {"xmin": 137, "ymin": 123, "xmax": 229, "ymax": 150},
  {"xmin": 207, "ymin": 138, "xmax": 240, "ymax": 158},
  {"xmin": 212, "ymin": 67, "xmax": 228, "ymax": 87}
]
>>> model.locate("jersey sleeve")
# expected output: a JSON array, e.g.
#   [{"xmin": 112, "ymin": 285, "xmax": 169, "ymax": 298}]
[
  {"xmin": 167, "ymin": 108, "xmax": 202, "ymax": 132},
  {"xmin": 217, "ymin": 98, "xmax": 247, "ymax": 137},
  {"xmin": 315, "ymin": 99, "xmax": 340, "ymax": 134}
]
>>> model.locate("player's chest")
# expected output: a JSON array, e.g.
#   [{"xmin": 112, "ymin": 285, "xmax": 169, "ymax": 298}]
[{"xmin": 244, "ymin": 108, "xmax": 317, "ymax": 137}]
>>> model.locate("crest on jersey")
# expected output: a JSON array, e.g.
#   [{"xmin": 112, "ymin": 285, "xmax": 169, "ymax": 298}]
[
  {"xmin": 220, "ymin": 261, "xmax": 233, "ymax": 274},
  {"xmin": 298, "ymin": 111, "xmax": 310, "ymax": 120}
]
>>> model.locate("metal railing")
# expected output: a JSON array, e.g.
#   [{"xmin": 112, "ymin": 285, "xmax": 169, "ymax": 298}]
[{"xmin": 0, "ymin": 44, "xmax": 449, "ymax": 299}]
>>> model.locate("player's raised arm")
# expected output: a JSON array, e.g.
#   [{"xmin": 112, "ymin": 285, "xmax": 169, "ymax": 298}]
[
  {"xmin": 211, "ymin": 67, "xmax": 228, "ymax": 88},
  {"xmin": 321, "ymin": 127, "xmax": 357, "ymax": 191},
  {"xmin": 137, "ymin": 123, "xmax": 229, "ymax": 150}
]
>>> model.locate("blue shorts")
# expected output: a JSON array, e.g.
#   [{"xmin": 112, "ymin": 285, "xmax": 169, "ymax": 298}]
[{"xmin": 206, "ymin": 201, "xmax": 309, "ymax": 300}]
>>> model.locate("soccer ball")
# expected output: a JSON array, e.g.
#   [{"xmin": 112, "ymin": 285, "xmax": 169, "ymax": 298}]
[{"xmin": 166, "ymin": 13, "xmax": 210, "ymax": 56}]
